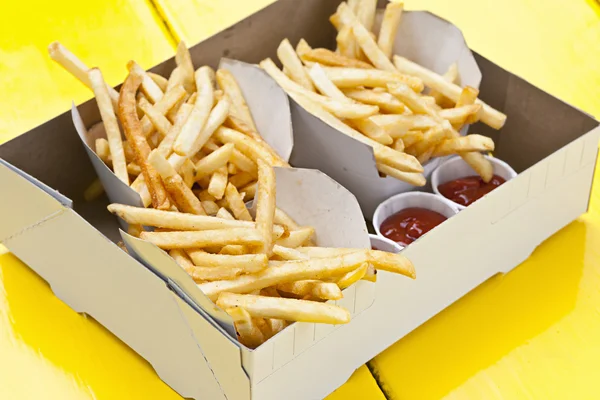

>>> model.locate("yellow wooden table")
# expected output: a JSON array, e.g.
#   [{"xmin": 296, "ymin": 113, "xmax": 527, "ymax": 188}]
[{"xmin": 1, "ymin": 0, "xmax": 600, "ymax": 399}]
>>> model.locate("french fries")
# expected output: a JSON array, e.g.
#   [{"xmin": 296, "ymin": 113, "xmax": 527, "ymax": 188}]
[
  {"xmin": 89, "ymin": 68, "xmax": 129, "ymax": 185},
  {"xmin": 257, "ymin": 1, "xmax": 506, "ymax": 186},
  {"xmin": 217, "ymin": 293, "xmax": 350, "ymax": 324},
  {"xmin": 57, "ymin": 36, "xmax": 417, "ymax": 350},
  {"xmin": 118, "ymin": 71, "xmax": 170, "ymax": 210}
]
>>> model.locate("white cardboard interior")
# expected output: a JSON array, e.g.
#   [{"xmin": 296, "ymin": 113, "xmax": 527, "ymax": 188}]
[{"xmin": 0, "ymin": 1, "xmax": 599, "ymax": 399}]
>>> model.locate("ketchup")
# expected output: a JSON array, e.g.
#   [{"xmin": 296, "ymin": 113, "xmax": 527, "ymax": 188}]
[
  {"xmin": 380, "ymin": 207, "xmax": 447, "ymax": 246},
  {"xmin": 438, "ymin": 175, "xmax": 506, "ymax": 206}
]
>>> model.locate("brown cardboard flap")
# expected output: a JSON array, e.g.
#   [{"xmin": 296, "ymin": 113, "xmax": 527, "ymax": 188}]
[{"xmin": 474, "ymin": 53, "xmax": 599, "ymax": 173}]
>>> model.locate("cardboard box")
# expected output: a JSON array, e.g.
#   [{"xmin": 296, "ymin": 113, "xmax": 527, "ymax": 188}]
[{"xmin": 0, "ymin": 0, "xmax": 599, "ymax": 399}]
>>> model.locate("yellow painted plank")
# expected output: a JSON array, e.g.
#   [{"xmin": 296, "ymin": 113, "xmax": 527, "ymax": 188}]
[
  {"xmin": 371, "ymin": 210, "xmax": 600, "ymax": 400},
  {"xmin": 325, "ymin": 365, "xmax": 386, "ymax": 400},
  {"xmin": 0, "ymin": 0, "xmax": 175, "ymax": 145},
  {"xmin": 403, "ymin": 0, "xmax": 600, "ymax": 119},
  {"xmin": 152, "ymin": 0, "xmax": 275, "ymax": 44},
  {"xmin": 372, "ymin": 2, "xmax": 600, "ymax": 398},
  {"xmin": 0, "ymin": 251, "xmax": 181, "ymax": 400}
]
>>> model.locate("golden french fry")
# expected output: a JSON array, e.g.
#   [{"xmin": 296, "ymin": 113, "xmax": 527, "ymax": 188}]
[
  {"xmin": 89, "ymin": 68, "xmax": 129, "ymax": 184},
  {"xmin": 337, "ymin": 263, "xmax": 369, "ymax": 290},
  {"xmin": 225, "ymin": 307, "xmax": 265, "ymax": 349},
  {"xmin": 175, "ymin": 41, "xmax": 196, "ymax": 93},
  {"xmin": 369, "ymin": 114, "xmax": 438, "ymax": 137},
  {"xmin": 216, "ymin": 69, "xmax": 257, "ymax": 132},
  {"xmin": 455, "ymin": 86, "xmax": 481, "ymax": 125},
  {"xmin": 118, "ymin": 71, "xmax": 170, "ymax": 210},
  {"xmin": 208, "ymin": 166, "xmax": 228, "ymax": 200},
  {"xmin": 193, "ymin": 265, "xmax": 243, "ymax": 281},
  {"xmin": 277, "ymin": 38, "xmax": 315, "ymax": 91},
  {"xmin": 460, "ymin": 152, "xmax": 494, "ymax": 182},
  {"xmin": 295, "ymin": 38, "xmax": 312, "ymax": 58},
  {"xmin": 260, "ymin": 58, "xmax": 379, "ymax": 119},
  {"xmin": 229, "ymin": 171, "xmax": 255, "ymax": 188},
  {"xmin": 229, "ymin": 148, "xmax": 258, "ymax": 176},
  {"xmin": 366, "ymin": 249, "xmax": 415, "ymax": 276},
  {"xmin": 343, "ymin": 88, "xmax": 406, "ymax": 114},
  {"xmin": 241, "ymin": 182, "xmax": 257, "ymax": 202},
  {"xmin": 48, "ymin": 42, "xmax": 119, "ymax": 108},
  {"xmin": 336, "ymin": 25, "xmax": 359, "ymax": 59},
  {"xmin": 219, "ymin": 244, "xmax": 246, "ymax": 255},
  {"xmin": 83, "ymin": 178, "xmax": 105, "ymax": 202},
  {"xmin": 148, "ymin": 72, "xmax": 168, "ymax": 92},
  {"xmin": 362, "ymin": 265, "xmax": 377, "ymax": 282},
  {"xmin": 393, "ymin": 55, "xmax": 506, "ymax": 129},
  {"xmin": 181, "ymin": 159, "xmax": 196, "ymax": 188},
  {"xmin": 224, "ymin": 183, "xmax": 253, "ymax": 221},
  {"xmin": 349, "ymin": 118, "xmax": 394, "ymax": 145},
  {"xmin": 169, "ymin": 249, "xmax": 195, "ymax": 275},
  {"xmin": 321, "ymin": 66, "xmax": 423, "ymax": 92},
  {"xmin": 405, "ymin": 123, "xmax": 449, "ymax": 160},
  {"xmin": 127, "ymin": 61, "xmax": 164, "ymax": 104},
  {"xmin": 337, "ymin": 3, "xmax": 396, "ymax": 71},
  {"xmin": 277, "ymin": 280, "xmax": 342, "ymax": 301},
  {"xmin": 430, "ymin": 63, "xmax": 459, "ymax": 107},
  {"xmin": 138, "ymin": 96, "xmax": 172, "ymax": 137},
  {"xmin": 127, "ymin": 224, "xmax": 143, "ymax": 238},
  {"xmin": 294, "ymin": 248, "xmax": 415, "ymax": 277},
  {"xmin": 188, "ymin": 250, "xmax": 267, "ymax": 271},
  {"xmin": 438, "ymin": 104, "xmax": 482, "ymax": 125},
  {"xmin": 295, "ymin": 247, "xmax": 358, "ymax": 258},
  {"xmin": 272, "ymin": 244, "xmax": 309, "ymax": 261},
  {"xmin": 227, "ymin": 162, "xmax": 238, "ymax": 175},
  {"xmin": 431, "ymin": 135, "xmax": 495, "ymax": 157},
  {"xmin": 141, "ymin": 85, "xmax": 187, "ymax": 137},
  {"xmin": 195, "ymin": 143, "xmax": 234, "ymax": 179},
  {"xmin": 215, "ymin": 126, "xmax": 286, "ymax": 167},
  {"xmin": 217, "ymin": 293, "xmax": 350, "ymax": 324},
  {"xmin": 201, "ymin": 200, "xmax": 219, "ymax": 216},
  {"xmin": 216, "ymin": 207, "xmax": 235, "ymax": 220},
  {"xmin": 199, "ymin": 251, "xmax": 371, "ymax": 300},
  {"xmin": 378, "ymin": 1, "xmax": 404, "ymax": 59},
  {"xmin": 300, "ymin": 48, "xmax": 373, "ymax": 69},
  {"xmin": 274, "ymin": 208, "xmax": 300, "ymax": 231},
  {"xmin": 275, "ymin": 227, "xmax": 315, "ymax": 248},
  {"xmin": 148, "ymin": 150, "xmax": 206, "ymax": 215},
  {"xmin": 400, "ymin": 130, "xmax": 424, "ymax": 148},
  {"xmin": 127, "ymin": 162, "xmax": 142, "ymax": 176},
  {"xmin": 376, "ymin": 163, "xmax": 426, "ymax": 186},
  {"xmin": 140, "ymin": 228, "xmax": 264, "ymax": 249},
  {"xmin": 387, "ymin": 82, "xmax": 439, "ymax": 116},
  {"xmin": 123, "ymin": 141, "xmax": 135, "ymax": 162},
  {"xmin": 392, "ymin": 138, "xmax": 405, "ymax": 152},
  {"xmin": 95, "ymin": 138, "xmax": 111, "ymax": 164},
  {"xmin": 172, "ymin": 67, "xmax": 214, "ymax": 155},
  {"xmin": 266, "ymin": 318, "xmax": 287, "ymax": 337},
  {"xmin": 308, "ymin": 63, "xmax": 351, "ymax": 102},
  {"xmin": 255, "ymin": 159, "xmax": 276, "ymax": 254},
  {"xmin": 355, "ymin": 0, "xmax": 377, "ymax": 32}
]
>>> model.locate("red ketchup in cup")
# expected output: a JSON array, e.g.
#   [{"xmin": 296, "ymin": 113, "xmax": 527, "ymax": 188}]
[
  {"xmin": 437, "ymin": 175, "xmax": 506, "ymax": 207},
  {"xmin": 379, "ymin": 207, "xmax": 447, "ymax": 247}
]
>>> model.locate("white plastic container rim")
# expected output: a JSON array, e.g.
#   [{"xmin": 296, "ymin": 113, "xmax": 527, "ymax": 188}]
[
  {"xmin": 372, "ymin": 191, "xmax": 459, "ymax": 240},
  {"xmin": 431, "ymin": 155, "xmax": 518, "ymax": 210},
  {"xmin": 368, "ymin": 234, "xmax": 404, "ymax": 253}
]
